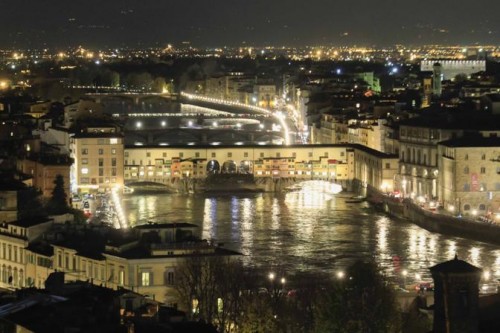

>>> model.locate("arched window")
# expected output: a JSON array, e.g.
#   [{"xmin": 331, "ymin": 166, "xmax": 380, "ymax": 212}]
[
  {"xmin": 464, "ymin": 167, "xmax": 469, "ymax": 174},
  {"xmin": 479, "ymin": 204, "xmax": 486, "ymax": 210},
  {"xmin": 464, "ymin": 204, "xmax": 471, "ymax": 211}
]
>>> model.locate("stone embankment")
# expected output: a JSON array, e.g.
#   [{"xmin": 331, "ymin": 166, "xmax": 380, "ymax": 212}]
[{"xmin": 368, "ymin": 188, "xmax": 500, "ymax": 246}]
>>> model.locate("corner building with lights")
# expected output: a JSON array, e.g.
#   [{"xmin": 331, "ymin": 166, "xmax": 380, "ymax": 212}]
[{"xmin": 70, "ymin": 127, "xmax": 125, "ymax": 193}]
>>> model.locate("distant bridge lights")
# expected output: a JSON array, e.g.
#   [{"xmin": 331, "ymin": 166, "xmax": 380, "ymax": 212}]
[{"xmin": 180, "ymin": 91, "xmax": 291, "ymax": 145}]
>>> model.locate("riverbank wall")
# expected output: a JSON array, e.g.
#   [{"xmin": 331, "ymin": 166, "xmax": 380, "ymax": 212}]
[
  {"xmin": 365, "ymin": 185, "xmax": 500, "ymax": 246},
  {"xmin": 145, "ymin": 176, "xmax": 352, "ymax": 194}
]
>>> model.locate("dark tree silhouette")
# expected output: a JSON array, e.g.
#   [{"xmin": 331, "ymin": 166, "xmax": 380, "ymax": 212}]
[
  {"xmin": 313, "ymin": 261, "xmax": 400, "ymax": 333},
  {"xmin": 45, "ymin": 174, "xmax": 69, "ymax": 215}
]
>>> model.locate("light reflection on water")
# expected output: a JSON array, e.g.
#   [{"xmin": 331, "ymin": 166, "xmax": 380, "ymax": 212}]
[{"xmin": 121, "ymin": 181, "xmax": 500, "ymax": 284}]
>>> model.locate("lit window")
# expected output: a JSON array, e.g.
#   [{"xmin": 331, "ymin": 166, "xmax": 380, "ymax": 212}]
[
  {"xmin": 119, "ymin": 270, "xmax": 125, "ymax": 286},
  {"xmin": 110, "ymin": 138, "xmax": 118, "ymax": 144},
  {"xmin": 141, "ymin": 272, "xmax": 151, "ymax": 286},
  {"xmin": 81, "ymin": 168, "xmax": 89, "ymax": 174}
]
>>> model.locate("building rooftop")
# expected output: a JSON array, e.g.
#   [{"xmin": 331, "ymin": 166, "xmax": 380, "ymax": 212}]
[
  {"xmin": 135, "ymin": 222, "xmax": 198, "ymax": 230},
  {"xmin": 399, "ymin": 110, "xmax": 500, "ymax": 130},
  {"xmin": 26, "ymin": 241, "xmax": 54, "ymax": 257},
  {"xmin": 0, "ymin": 177, "xmax": 26, "ymax": 191},
  {"xmin": 108, "ymin": 242, "xmax": 241, "ymax": 260},
  {"xmin": 439, "ymin": 136, "xmax": 500, "ymax": 147},
  {"xmin": 484, "ymin": 93, "xmax": 500, "ymax": 102},
  {"xmin": 9, "ymin": 216, "xmax": 53, "ymax": 228},
  {"xmin": 72, "ymin": 132, "xmax": 124, "ymax": 139},
  {"xmin": 351, "ymin": 144, "xmax": 399, "ymax": 159},
  {"xmin": 430, "ymin": 255, "xmax": 482, "ymax": 274}
]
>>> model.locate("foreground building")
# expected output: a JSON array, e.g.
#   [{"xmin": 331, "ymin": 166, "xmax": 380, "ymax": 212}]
[{"xmin": 0, "ymin": 218, "xmax": 239, "ymax": 308}]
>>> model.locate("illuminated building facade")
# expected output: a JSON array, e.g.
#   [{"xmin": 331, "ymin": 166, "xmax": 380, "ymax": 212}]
[
  {"xmin": 70, "ymin": 127, "xmax": 124, "ymax": 193},
  {"xmin": 438, "ymin": 137, "xmax": 500, "ymax": 217},
  {"xmin": 123, "ymin": 145, "xmax": 354, "ymax": 184},
  {"xmin": 420, "ymin": 60, "xmax": 486, "ymax": 81},
  {"xmin": 398, "ymin": 123, "xmax": 456, "ymax": 200},
  {"xmin": 353, "ymin": 146, "xmax": 399, "ymax": 194}
]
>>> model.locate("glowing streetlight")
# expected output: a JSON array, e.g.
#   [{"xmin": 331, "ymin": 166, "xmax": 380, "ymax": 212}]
[
  {"xmin": 336, "ymin": 271, "xmax": 345, "ymax": 279},
  {"xmin": 269, "ymin": 272, "xmax": 275, "ymax": 281},
  {"xmin": 136, "ymin": 121, "xmax": 142, "ymax": 129},
  {"xmin": 402, "ymin": 270, "xmax": 408, "ymax": 288}
]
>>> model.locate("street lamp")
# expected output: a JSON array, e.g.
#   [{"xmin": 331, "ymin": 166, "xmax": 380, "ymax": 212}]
[
  {"xmin": 336, "ymin": 271, "xmax": 345, "ymax": 279},
  {"xmin": 402, "ymin": 270, "xmax": 408, "ymax": 289}
]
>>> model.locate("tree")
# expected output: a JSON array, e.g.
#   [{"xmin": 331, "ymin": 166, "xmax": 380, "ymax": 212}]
[
  {"xmin": 45, "ymin": 174, "xmax": 69, "ymax": 215},
  {"xmin": 175, "ymin": 256, "xmax": 226, "ymax": 324},
  {"xmin": 175, "ymin": 256, "xmax": 255, "ymax": 333},
  {"xmin": 238, "ymin": 292, "xmax": 277, "ymax": 333},
  {"xmin": 313, "ymin": 261, "xmax": 400, "ymax": 333}
]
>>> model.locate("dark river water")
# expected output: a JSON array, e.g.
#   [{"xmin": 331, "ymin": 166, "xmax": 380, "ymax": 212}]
[{"xmin": 114, "ymin": 180, "xmax": 500, "ymax": 289}]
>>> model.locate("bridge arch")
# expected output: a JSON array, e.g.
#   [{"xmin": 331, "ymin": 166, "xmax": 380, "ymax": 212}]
[
  {"xmin": 239, "ymin": 160, "xmax": 253, "ymax": 174},
  {"xmin": 206, "ymin": 160, "xmax": 220, "ymax": 174},
  {"xmin": 221, "ymin": 160, "xmax": 237, "ymax": 174}
]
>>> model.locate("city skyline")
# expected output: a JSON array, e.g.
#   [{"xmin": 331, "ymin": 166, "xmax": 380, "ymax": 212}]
[{"xmin": 1, "ymin": 0, "xmax": 500, "ymax": 48}]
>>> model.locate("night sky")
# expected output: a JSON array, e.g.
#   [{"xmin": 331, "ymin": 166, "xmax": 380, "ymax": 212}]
[{"xmin": 1, "ymin": 0, "xmax": 499, "ymax": 48}]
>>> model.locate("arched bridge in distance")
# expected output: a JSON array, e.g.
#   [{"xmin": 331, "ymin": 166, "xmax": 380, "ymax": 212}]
[{"xmin": 86, "ymin": 91, "xmax": 293, "ymax": 146}]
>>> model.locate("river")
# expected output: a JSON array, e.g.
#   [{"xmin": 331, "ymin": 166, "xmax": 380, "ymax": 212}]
[{"xmin": 113, "ymin": 180, "xmax": 500, "ymax": 290}]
